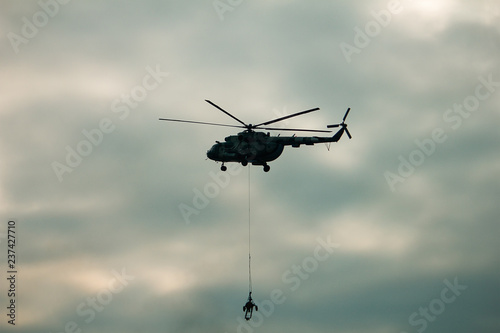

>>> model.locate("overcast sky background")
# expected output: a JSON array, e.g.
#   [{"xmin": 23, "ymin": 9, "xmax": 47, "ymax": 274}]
[{"xmin": 1, "ymin": 1, "xmax": 499, "ymax": 332}]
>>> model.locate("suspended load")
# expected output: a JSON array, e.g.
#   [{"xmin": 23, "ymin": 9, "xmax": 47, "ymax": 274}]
[{"xmin": 243, "ymin": 292, "xmax": 258, "ymax": 321}]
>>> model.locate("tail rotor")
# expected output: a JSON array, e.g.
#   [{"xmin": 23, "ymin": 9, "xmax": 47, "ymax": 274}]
[{"xmin": 327, "ymin": 108, "xmax": 352, "ymax": 139}]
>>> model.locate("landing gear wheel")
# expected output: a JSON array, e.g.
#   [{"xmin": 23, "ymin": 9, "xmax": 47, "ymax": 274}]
[
  {"xmin": 242, "ymin": 161, "xmax": 248, "ymax": 166},
  {"xmin": 221, "ymin": 164, "xmax": 227, "ymax": 171},
  {"xmin": 263, "ymin": 164, "xmax": 270, "ymax": 172}
]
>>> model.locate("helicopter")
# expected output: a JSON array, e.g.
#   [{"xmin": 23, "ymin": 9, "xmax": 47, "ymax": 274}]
[{"xmin": 159, "ymin": 100, "xmax": 352, "ymax": 172}]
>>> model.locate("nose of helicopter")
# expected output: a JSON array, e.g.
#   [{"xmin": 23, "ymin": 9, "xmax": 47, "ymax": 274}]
[{"xmin": 206, "ymin": 145, "xmax": 217, "ymax": 160}]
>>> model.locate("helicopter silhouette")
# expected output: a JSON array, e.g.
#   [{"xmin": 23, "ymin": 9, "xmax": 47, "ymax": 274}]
[{"xmin": 159, "ymin": 100, "xmax": 352, "ymax": 172}]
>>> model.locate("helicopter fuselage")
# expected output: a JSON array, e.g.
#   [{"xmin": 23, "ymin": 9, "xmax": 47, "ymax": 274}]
[
  {"xmin": 207, "ymin": 131, "xmax": 284, "ymax": 166},
  {"xmin": 206, "ymin": 129, "xmax": 346, "ymax": 171}
]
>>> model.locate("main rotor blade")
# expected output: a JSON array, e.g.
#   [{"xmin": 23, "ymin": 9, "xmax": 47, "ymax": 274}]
[
  {"xmin": 260, "ymin": 126, "xmax": 331, "ymax": 133},
  {"xmin": 254, "ymin": 107, "xmax": 320, "ymax": 127},
  {"xmin": 205, "ymin": 100, "xmax": 248, "ymax": 127},
  {"xmin": 327, "ymin": 124, "xmax": 340, "ymax": 128},
  {"xmin": 159, "ymin": 118, "xmax": 245, "ymax": 129},
  {"xmin": 345, "ymin": 128, "xmax": 352, "ymax": 139}
]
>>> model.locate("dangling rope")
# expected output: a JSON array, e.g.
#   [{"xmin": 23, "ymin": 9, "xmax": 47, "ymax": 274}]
[
  {"xmin": 248, "ymin": 166, "xmax": 252, "ymax": 294},
  {"xmin": 243, "ymin": 166, "xmax": 258, "ymax": 321}
]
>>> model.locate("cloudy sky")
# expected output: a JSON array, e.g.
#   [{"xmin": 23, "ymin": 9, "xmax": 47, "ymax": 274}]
[{"xmin": 1, "ymin": 1, "xmax": 499, "ymax": 332}]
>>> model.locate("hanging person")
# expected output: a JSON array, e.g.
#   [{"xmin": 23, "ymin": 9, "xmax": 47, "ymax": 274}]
[{"xmin": 243, "ymin": 292, "xmax": 258, "ymax": 320}]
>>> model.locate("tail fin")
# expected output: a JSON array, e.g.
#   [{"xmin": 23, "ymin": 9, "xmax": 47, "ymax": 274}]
[{"xmin": 331, "ymin": 128, "xmax": 345, "ymax": 142}]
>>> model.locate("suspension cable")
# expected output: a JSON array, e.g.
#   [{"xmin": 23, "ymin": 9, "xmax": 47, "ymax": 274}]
[{"xmin": 248, "ymin": 166, "xmax": 252, "ymax": 294}]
